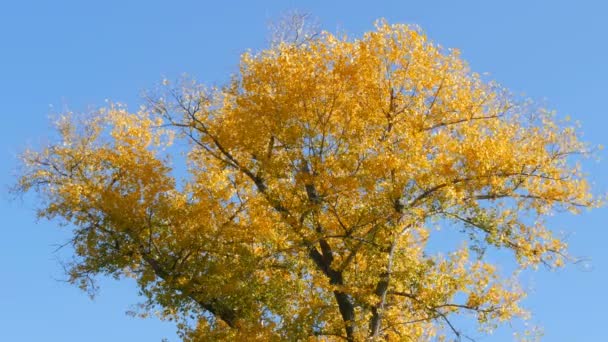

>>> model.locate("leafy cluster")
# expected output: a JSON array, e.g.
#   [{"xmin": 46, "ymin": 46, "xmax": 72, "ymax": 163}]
[{"xmin": 17, "ymin": 21, "xmax": 599, "ymax": 341}]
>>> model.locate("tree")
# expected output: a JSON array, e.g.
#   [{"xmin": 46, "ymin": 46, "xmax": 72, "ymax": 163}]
[{"xmin": 16, "ymin": 21, "xmax": 600, "ymax": 341}]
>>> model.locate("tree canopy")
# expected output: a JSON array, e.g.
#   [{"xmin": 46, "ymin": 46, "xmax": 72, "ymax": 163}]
[{"xmin": 16, "ymin": 21, "xmax": 600, "ymax": 341}]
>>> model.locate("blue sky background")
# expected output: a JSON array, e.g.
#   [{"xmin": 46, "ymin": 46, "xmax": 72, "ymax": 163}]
[{"xmin": 1, "ymin": 1, "xmax": 606, "ymax": 341}]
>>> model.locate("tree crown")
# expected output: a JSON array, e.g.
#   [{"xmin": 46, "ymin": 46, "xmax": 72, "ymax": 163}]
[{"xmin": 17, "ymin": 21, "xmax": 601, "ymax": 341}]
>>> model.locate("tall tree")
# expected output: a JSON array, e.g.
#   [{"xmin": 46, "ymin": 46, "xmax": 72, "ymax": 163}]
[{"xmin": 16, "ymin": 21, "xmax": 600, "ymax": 341}]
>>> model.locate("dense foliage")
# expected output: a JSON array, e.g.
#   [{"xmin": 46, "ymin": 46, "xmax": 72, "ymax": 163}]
[{"xmin": 17, "ymin": 21, "xmax": 599, "ymax": 340}]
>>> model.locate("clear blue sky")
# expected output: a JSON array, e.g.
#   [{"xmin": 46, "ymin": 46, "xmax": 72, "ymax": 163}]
[{"xmin": 1, "ymin": 1, "xmax": 606, "ymax": 341}]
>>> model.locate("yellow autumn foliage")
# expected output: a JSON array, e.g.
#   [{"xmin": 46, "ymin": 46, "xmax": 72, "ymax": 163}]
[{"xmin": 17, "ymin": 21, "xmax": 600, "ymax": 341}]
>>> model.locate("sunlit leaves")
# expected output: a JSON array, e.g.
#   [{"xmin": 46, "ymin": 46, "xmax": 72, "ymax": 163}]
[{"xmin": 16, "ymin": 20, "xmax": 600, "ymax": 341}]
